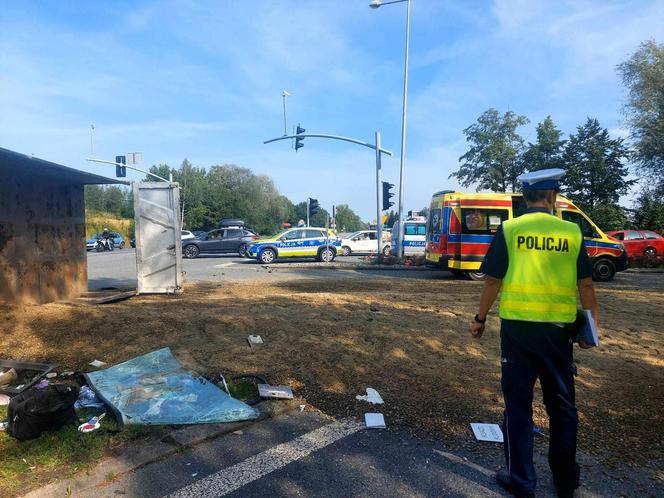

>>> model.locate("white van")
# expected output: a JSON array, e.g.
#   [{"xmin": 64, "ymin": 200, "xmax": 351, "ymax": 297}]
[
  {"xmin": 340, "ymin": 230, "xmax": 391, "ymax": 256},
  {"xmin": 391, "ymin": 217, "xmax": 427, "ymax": 256}
]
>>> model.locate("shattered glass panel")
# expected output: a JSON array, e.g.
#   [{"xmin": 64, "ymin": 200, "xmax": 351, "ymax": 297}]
[{"xmin": 85, "ymin": 348, "xmax": 259, "ymax": 425}]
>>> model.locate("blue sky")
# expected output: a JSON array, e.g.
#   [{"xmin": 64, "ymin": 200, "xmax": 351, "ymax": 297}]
[{"xmin": 2, "ymin": 0, "xmax": 663, "ymax": 221}]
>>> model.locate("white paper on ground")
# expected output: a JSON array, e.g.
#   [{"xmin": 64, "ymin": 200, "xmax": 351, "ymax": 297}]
[
  {"xmin": 470, "ymin": 423, "xmax": 504, "ymax": 442},
  {"xmin": 365, "ymin": 413, "xmax": 386, "ymax": 429},
  {"xmin": 258, "ymin": 384, "xmax": 293, "ymax": 399},
  {"xmin": 89, "ymin": 360, "xmax": 106, "ymax": 368},
  {"xmin": 355, "ymin": 387, "xmax": 384, "ymax": 404}
]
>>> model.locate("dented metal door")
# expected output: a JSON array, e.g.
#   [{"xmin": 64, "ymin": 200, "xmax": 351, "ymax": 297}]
[{"xmin": 133, "ymin": 182, "xmax": 183, "ymax": 294}]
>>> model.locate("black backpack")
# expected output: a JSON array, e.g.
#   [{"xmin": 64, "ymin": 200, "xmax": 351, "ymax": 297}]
[{"xmin": 7, "ymin": 385, "xmax": 79, "ymax": 441}]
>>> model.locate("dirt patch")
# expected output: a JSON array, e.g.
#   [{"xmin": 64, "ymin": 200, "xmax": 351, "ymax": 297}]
[{"xmin": 1, "ymin": 278, "xmax": 662, "ymax": 474}]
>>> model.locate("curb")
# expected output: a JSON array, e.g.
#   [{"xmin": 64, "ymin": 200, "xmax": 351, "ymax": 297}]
[
  {"xmin": 624, "ymin": 268, "xmax": 664, "ymax": 274},
  {"xmin": 22, "ymin": 399, "xmax": 302, "ymax": 498},
  {"xmin": 273, "ymin": 263, "xmax": 433, "ymax": 271}
]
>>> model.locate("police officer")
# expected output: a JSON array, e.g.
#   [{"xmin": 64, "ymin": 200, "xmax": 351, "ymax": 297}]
[{"xmin": 469, "ymin": 168, "xmax": 599, "ymax": 498}]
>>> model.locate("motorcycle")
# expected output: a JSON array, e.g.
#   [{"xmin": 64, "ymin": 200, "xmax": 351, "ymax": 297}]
[{"xmin": 95, "ymin": 238, "xmax": 114, "ymax": 252}]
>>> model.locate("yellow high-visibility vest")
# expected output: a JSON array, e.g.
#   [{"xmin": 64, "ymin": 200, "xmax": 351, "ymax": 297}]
[{"xmin": 499, "ymin": 212, "xmax": 581, "ymax": 323}]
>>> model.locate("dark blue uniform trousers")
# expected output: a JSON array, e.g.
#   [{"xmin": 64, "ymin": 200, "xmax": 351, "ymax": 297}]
[{"xmin": 500, "ymin": 320, "xmax": 580, "ymax": 494}]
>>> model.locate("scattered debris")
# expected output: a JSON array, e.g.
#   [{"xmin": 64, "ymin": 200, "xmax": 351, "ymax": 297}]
[
  {"xmin": 45, "ymin": 372, "xmax": 58, "ymax": 379},
  {"xmin": 355, "ymin": 388, "xmax": 384, "ymax": 405},
  {"xmin": 299, "ymin": 404, "xmax": 306, "ymax": 412},
  {"xmin": 34, "ymin": 380, "xmax": 50, "ymax": 389},
  {"xmin": 533, "ymin": 426, "xmax": 549, "ymax": 438},
  {"xmin": 191, "ymin": 473, "xmax": 199, "ymax": 478},
  {"xmin": 78, "ymin": 413, "xmax": 106, "ymax": 433},
  {"xmin": 470, "ymin": 423, "xmax": 504, "ymax": 443},
  {"xmin": 0, "ymin": 359, "xmax": 56, "ymax": 395},
  {"xmin": 0, "ymin": 422, "xmax": 7, "ymax": 431},
  {"xmin": 232, "ymin": 430, "xmax": 244, "ymax": 435},
  {"xmin": 60, "ymin": 371, "xmax": 75, "ymax": 377},
  {"xmin": 75, "ymin": 385, "xmax": 105, "ymax": 410},
  {"xmin": 0, "ymin": 368, "xmax": 18, "ymax": 386},
  {"xmin": 89, "ymin": 360, "xmax": 106, "ymax": 368},
  {"xmin": 365, "ymin": 413, "xmax": 386, "ymax": 429},
  {"xmin": 247, "ymin": 335, "xmax": 264, "ymax": 347},
  {"xmin": 258, "ymin": 384, "xmax": 293, "ymax": 399}
]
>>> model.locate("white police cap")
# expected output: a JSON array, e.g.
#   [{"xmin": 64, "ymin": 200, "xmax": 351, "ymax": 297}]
[{"xmin": 516, "ymin": 168, "xmax": 565, "ymax": 190}]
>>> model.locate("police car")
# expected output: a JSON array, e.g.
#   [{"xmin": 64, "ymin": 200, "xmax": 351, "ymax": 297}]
[
  {"xmin": 246, "ymin": 227, "xmax": 340, "ymax": 264},
  {"xmin": 391, "ymin": 216, "xmax": 427, "ymax": 256}
]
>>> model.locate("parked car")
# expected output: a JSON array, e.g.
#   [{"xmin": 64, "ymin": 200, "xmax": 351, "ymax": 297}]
[
  {"xmin": 181, "ymin": 230, "xmax": 196, "ymax": 241},
  {"xmin": 86, "ymin": 232, "xmax": 125, "ymax": 250},
  {"xmin": 607, "ymin": 230, "xmax": 664, "ymax": 257},
  {"xmin": 340, "ymin": 230, "xmax": 391, "ymax": 256},
  {"xmin": 191, "ymin": 230, "xmax": 207, "ymax": 239},
  {"xmin": 246, "ymin": 228, "xmax": 340, "ymax": 264},
  {"xmin": 182, "ymin": 228, "xmax": 258, "ymax": 258}
]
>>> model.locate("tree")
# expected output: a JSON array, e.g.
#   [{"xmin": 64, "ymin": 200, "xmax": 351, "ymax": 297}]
[
  {"xmin": 521, "ymin": 116, "xmax": 566, "ymax": 171},
  {"xmin": 451, "ymin": 108, "xmax": 529, "ymax": 192},
  {"xmin": 631, "ymin": 184, "xmax": 664, "ymax": 232},
  {"xmin": 617, "ymin": 40, "xmax": 664, "ymax": 180},
  {"xmin": 334, "ymin": 204, "xmax": 366, "ymax": 232},
  {"xmin": 146, "ymin": 164, "xmax": 176, "ymax": 182},
  {"xmin": 562, "ymin": 118, "xmax": 634, "ymax": 210},
  {"xmin": 587, "ymin": 203, "xmax": 630, "ymax": 232}
]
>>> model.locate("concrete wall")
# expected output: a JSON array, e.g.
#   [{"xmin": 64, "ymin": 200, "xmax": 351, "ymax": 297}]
[{"xmin": 0, "ymin": 172, "xmax": 87, "ymax": 304}]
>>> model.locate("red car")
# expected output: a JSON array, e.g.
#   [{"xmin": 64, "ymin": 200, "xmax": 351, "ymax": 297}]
[{"xmin": 606, "ymin": 230, "xmax": 664, "ymax": 257}]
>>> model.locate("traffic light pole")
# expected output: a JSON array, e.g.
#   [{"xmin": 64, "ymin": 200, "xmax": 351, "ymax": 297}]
[
  {"xmin": 265, "ymin": 131, "xmax": 393, "ymax": 256},
  {"xmin": 375, "ymin": 131, "xmax": 383, "ymax": 256}
]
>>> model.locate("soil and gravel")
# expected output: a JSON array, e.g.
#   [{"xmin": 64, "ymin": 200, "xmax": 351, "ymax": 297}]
[{"xmin": 1, "ymin": 277, "xmax": 662, "ymax": 481}]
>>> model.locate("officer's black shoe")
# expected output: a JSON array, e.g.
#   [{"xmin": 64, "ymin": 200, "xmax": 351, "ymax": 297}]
[
  {"xmin": 495, "ymin": 470, "xmax": 535, "ymax": 497},
  {"xmin": 555, "ymin": 486, "xmax": 578, "ymax": 498}
]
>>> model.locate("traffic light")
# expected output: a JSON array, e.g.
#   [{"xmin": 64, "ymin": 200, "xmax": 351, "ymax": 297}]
[
  {"xmin": 382, "ymin": 181, "xmax": 394, "ymax": 211},
  {"xmin": 115, "ymin": 155, "xmax": 126, "ymax": 177},
  {"xmin": 308, "ymin": 198, "xmax": 319, "ymax": 218},
  {"xmin": 295, "ymin": 124, "xmax": 305, "ymax": 151}
]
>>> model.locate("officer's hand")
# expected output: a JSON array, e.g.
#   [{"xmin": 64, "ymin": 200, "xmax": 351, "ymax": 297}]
[{"xmin": 470, "ymin": 321, "xmax": 485, "ymax": 339}]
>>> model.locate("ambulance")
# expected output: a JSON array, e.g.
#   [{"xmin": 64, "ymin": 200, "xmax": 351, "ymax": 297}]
[{"xmin": 424, "ymin": 191, "xmax": 628, "ymax": 281}]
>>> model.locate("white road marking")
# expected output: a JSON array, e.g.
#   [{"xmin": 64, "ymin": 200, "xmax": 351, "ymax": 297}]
[
  {"xmin": 167, "ymin": 418, "xmax": 363, "ymax": 498},
  {"xmin": 212, "ymin": 262, "xmax": 239, "ymax": 268}
]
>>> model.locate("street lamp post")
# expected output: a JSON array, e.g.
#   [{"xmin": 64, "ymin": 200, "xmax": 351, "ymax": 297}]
[{"xmin": 370, "ymin": 0, "xmax": 411, "ymax": 259}]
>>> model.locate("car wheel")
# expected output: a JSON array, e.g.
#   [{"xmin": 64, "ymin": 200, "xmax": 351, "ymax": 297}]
[
  {"xmin": 318, "ymin": 247, "xmax": 335, "ymax": 263},
  {"xmin": 260, "ymin": 248, "xmax": 276, "ymax": 264},
  {"xmin": 238, "ymin": 244, "xmax": 248, "ymax": 257},
  {"xmin": 382, "ymin": 245, "xmax": 391, "ymax": 256},
  {"xmin": 342, "ymin": 246, "xmax": 351, "ymax": 256},
  {"xmin": 644, "ymin": 247, "xmax": 657, "ymax": 257},
  {"xmin": 592, "ymin": 258, "xmax": 616, "ymax": 281},
  {"xmin": 119, "ymin": 241, "xmax": 125, "ymax": 249},
  {"xmin": 466, "ymin": 271, "xmax": 486, "ymax": 281},
  {"xmin": 95, "ymin": 245, "xmax": 102, "ymax": 252},
  {"xmin": 184, "ymin": 245, "xmax": 200, "ymax": 259}
]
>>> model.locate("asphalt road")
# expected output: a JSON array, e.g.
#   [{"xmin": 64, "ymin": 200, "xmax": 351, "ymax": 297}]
[
  {"xmin": 87, "ymin": 248, "xmax": 664, "ymax": 291},
  {"xmin": 86, "ymin": 410, "xmax": 659, "ymax": 498}
]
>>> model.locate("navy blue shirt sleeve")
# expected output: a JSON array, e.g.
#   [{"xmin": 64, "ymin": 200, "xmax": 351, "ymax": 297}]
[
  {"xmin": 480, "ymin": 225, "xmax": 508, "ymax": 279},
  {"xmin": 577, "ymin": 237, "xmax": 593, "ymax": 279}
]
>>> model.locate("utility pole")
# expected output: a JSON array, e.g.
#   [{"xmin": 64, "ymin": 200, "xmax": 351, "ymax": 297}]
[
  {"xmin": 306, "ymin": 197, "xmax": 310, "ymax": 227},
  {"xmin": 90, "ymin": 124, "xmax": 95, "ymax": 155}
]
